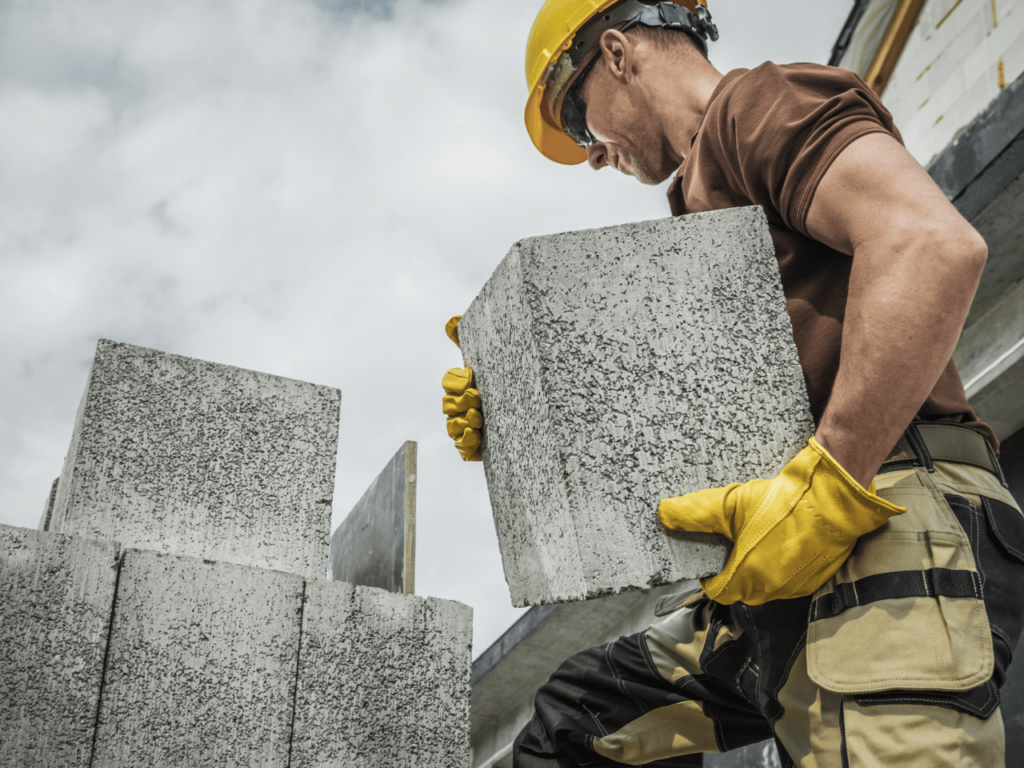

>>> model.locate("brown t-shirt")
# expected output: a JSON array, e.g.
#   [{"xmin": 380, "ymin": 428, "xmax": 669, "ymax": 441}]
[{"xmin": 667, "ymin": 62, "xmax": 996, "ymax": 451}]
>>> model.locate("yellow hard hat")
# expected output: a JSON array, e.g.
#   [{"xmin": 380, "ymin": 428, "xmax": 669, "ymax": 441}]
[{"xmin": 524, "ymin": 0, "xmax": 712, "ymax": 165}]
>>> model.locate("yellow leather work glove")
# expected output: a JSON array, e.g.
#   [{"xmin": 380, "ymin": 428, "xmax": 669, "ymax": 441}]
[
  {"xmin": 442, "ymin": 315, "xmax": 483, "ymax": 462},
  {"xmin": 658, "ymin": 437, "xmax": 906, "ymax": 606}
]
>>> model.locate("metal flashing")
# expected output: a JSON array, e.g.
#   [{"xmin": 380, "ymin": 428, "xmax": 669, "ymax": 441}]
[
  {"xmin": 471, "ymin": 605, "xmax": 557, "ymax": 685},
  {"xmin": 830, "ymin": 0, "xmax": 872, "ymax": 67},
  {"xmin": 863, "ymin": 0, "xmax": 927, "ymax": 94}
]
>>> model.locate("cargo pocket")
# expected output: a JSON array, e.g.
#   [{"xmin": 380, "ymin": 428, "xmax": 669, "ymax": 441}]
[
  {"xmin": 805, "ymin": 469, "xmax": 993, "ymax": 699},
  {"xmin": 842, "ymin": 492, "xmax": 1024, "ymax": 719},
  {"xmin": 947, "ymin": 494, "xmax": 1024, "ymax": 691}
]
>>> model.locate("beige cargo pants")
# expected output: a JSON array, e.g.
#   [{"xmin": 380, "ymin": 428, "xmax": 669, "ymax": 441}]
[{"xmin": 515, "ymin": 460, "xmax": 1024, "ymax": 767}]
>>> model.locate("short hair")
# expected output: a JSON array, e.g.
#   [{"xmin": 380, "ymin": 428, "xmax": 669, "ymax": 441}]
[{"xmin": 625, "ymin": 24, "xmax": 709, "ymax": 60}]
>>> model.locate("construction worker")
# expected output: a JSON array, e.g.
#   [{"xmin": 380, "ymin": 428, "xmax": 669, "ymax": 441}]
[{"xmin": 442, "ymin": 1, "xmax": 1024, "ymax": 765}]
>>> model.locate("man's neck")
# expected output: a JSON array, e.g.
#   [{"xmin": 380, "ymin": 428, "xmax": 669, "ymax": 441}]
[{"xmin": 646, "ymin": 54, "xmax": 724, "ymax": 166}]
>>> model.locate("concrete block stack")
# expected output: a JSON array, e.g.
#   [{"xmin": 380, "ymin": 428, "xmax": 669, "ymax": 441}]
[
  {"xmin": 291, "ymin": 582, "xmax": 472, "ymax": 767},
  {"xmin": 0, "ymin": 527, "xmax": 120, "ymax": 766},
  {"xmin": 48, "ymin": 339, "xmax": 339, "ymax": 577},
  {"xmin": 459, "ymin": 207, "xmax": 814, "ymax": 607},
  {"xmin": 1, "ymin": 340, "xmax": 472, "ymax": 767}
]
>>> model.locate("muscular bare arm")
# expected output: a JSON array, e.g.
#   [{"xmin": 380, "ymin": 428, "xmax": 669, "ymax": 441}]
[{"xmin": 805, "ymin": 132, "xmax": 988, "ymax": 489}]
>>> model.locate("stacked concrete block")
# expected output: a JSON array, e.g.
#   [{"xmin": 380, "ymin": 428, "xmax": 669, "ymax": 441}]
[
  {"xmin": 91, "ymin": 550, "xmax": 305, "ymax": 767},
  {"xmin": 49, "ymin": 339, "xmax": 341, "ymax": 578},
  {"xmin": 290, "ymin": 581, "xmax": 472, "ymax": 768},
  {"xmin": 329, "ymin": 441, "xmax": 417, "ymax": 593},
  {"xmin": 0, "ymin": 525, "xmax": 120, "ymax": 766},
  {"xmin": 458, "ymin": 207, "xmax": 814, "ymax": 607},
  {"xmin": 4, "ymin": 338, "xmax": 474, "ymax": 766}
]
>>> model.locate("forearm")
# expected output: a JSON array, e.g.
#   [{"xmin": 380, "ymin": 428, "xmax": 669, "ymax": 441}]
[{"xmin": 816, "ymin": 234, "xmax": 986, "ymax": 488}]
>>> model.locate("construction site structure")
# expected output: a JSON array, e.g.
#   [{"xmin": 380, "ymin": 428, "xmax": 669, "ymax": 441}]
[{"xmin": 2, "ymin": 339, "xmax": 472, "ymax": 767}]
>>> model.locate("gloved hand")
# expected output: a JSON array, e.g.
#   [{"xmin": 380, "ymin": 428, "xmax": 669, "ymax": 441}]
[
  {"xmin": 442, "ymin": 315, "xmax": 483, "ymax": 462},
  {"xmin": 658, "ymin": 437, "xmax": 906, "ymax": 605}
]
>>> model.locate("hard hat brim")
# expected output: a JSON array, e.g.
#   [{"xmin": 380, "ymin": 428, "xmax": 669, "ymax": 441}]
[{"xmin": 525, "ymin": 86, "xmax": 588, "ymax": 166}]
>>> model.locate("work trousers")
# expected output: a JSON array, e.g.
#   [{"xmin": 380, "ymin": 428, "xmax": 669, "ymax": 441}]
[{"xmin": 514, "ymin": 459, "xmax": 1024, "ymax": 767}]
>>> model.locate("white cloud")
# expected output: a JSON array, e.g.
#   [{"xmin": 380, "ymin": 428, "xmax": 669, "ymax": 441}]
[{"xmin": 0, "ymin": 0, "xmax": 854, "ymax": 655}]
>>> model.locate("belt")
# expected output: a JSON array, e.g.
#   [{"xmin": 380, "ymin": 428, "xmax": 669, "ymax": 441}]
[{"xmin": 881, "ymin": 422, "xmax": 1007, "ymax": 487}]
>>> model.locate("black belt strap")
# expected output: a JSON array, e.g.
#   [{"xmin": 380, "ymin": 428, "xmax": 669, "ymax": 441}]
[
  {"xmin": 882, "ymin": 422, "xmax": 1006, "ymax": 487},
  {"xmin": 810, "ymin": 568, "xmax": 983, "ymax": 622}
]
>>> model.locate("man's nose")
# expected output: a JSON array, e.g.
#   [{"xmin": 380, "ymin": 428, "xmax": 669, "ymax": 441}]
[{"xmin": 587, "ymin": 143, "xmax": 608, "ymax": 170}]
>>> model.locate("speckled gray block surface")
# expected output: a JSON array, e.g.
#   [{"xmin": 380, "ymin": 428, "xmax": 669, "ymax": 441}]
[
  {"xmin": 0, "ymin": 525, "xmax": 120, "ymax": 766},
  {"xmin": 329, "ymin": 441, "xmax": 417, "ymax": 593},
  {"xmin": 50, "ymin": 339, "xmax": 341, "ymax": 578},
  {"xmin": 290, "ymin": 581, "xmax": 472, "ymax": 768},
  {"xmin": 91, "ymin": 550, "xmax": 304, "ymax": 767},
  {"xmin": 459, "ymin": 207, "xmax": 814, "ymax": 607}
]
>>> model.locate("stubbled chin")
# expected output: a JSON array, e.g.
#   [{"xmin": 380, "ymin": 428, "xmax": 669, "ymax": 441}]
[{"xmin": 627, "ymin": 153, "xmax": 675, "ymax": 186}]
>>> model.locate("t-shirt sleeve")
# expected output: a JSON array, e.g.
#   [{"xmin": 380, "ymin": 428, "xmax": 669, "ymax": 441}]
[{"xmin": 704, "ymin": 63, "xmax": 902, "ymax": 237}]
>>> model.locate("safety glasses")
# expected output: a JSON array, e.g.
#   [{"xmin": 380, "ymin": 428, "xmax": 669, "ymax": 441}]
[{"xmin": 561, "ymin": 54, "xmax": 600, "ymax": 148}]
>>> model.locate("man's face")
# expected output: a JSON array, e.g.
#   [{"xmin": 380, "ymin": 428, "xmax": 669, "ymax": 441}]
[{"xmin": 576, "ymin": 61, "xmax": 678, "ymax": 186}]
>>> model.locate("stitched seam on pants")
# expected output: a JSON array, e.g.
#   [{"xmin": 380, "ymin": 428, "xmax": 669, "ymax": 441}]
[
  {"xmin": 581, "ymin": 703, "xmax": 608, "ymax": 737},
  {"xmin": 703, "ymin": 699, "xmax": 729, "ymax": 754},
  {"xmin": 767, "ymin": 631, "xmax": 809, "ymax": 732},
  {"xmin": 957, "ymin": 498, "xmax": 987, "ymax": 593},
  {"xmin": 945, "ymin": 495, "xmax": 996, "ymax": 684},
  {"xmin": 839, "ymin": 698, "xmax": 850, "ymax": 768},
  {"xmin": 606, "ymin": 640, "xmax": 649, "ymax": 717},
  {"xmin": 743, "ymin": 605, "xmax": 767, "ymax": 716},
  {"xmin": 639, "ymin": 628, "xmax": 673, "ymax": 684},
  {"xmin": 992, "ymin": 623, "xmax": 1012, "ymax": 649},
  {"xmin": 857, "ymin": 684, "xmax": 996, "ymax": 716}
]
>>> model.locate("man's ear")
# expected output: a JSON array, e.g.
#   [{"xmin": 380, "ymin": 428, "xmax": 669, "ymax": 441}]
[{"xmin": 598, "ymin": 29, "xmax": 632, "ymax": 83}]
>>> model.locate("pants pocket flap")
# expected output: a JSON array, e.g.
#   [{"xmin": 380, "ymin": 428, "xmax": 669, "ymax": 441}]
[
  {"xmin": 807, "ymin": 568, "xmax": 993, "ymax": 694},
  {"xmin": 983, "ymin": 496, "xmax": 1024, "ymax": 565}
]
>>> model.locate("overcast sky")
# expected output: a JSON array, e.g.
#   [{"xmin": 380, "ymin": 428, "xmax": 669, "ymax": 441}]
[{"xmin": 0, "ymin": 0, "xmax": 855, "ymax": 656}]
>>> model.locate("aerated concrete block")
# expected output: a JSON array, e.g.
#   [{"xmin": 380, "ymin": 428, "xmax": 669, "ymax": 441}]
[
  {"xmin": 329, "ymin": 441, "xmax": 417, "ymax": 593},
  {"xmin": 0, "ymin": 525, "xmax": 120, "ymax": 766},
  {"xmin": 458, "ymin": 207, "xmax": 814, "ymax": 607},
  {"xmin": 290, "ymin": 581, "xmax": 472, "ymax": 768},
  {"xmin": 91, "ymin": 550, "xmax": 304, "ymax": 767},
  {"xmin": 50, "ymin": 339, "xmax": 341, "ymax": 578}
]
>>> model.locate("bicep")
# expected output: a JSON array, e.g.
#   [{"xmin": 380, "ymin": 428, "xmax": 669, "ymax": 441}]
[{"xmin": 805, "ymin": 132, "xmax": 972, "ymax": 257}]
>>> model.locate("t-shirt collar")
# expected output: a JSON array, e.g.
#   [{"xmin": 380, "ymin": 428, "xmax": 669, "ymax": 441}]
[{"xmin": 666, "ymin": 69, "xmax": 750, "ymax": 204}]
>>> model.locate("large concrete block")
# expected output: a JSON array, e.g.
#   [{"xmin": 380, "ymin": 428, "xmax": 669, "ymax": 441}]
[
  {"xmin": 0, "ymin": 525, "xmax": 120, "ymax": 766},
  {"xmin": 290, "ymin": 581, "xmax": 472, "ymax": 768},
  {"xmin": 92, "ymin": 549, "xmax": 304, "ymax": 767},
  {"xmin": 328, "ymin": 441, "xmax": 416, "ymax": 593},
  {"xmin": 458, "ymin": 208, "xmax": 814, "ymax": 606},
  {"xmin": 50, "ymin": 339, "xmax": 341, "ymax": 578}
]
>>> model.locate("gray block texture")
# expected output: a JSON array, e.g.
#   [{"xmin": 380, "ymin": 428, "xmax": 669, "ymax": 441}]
[
  {"xmin": 458, "ymin": 208, "xmax": 814, "ymax": 607},
  {"xmin": 329, "ymin": 441, "xmax": 417, "ymax": 593},
  {"xmin": 50, "ymin": 339, "xmax": 341, "ymax": 578},
  {"xmin": 92, "ymin": 550, "xmax": 304, "ymax": 767},
  {"xmin": 0, "ymin": 525, "xmax": 120, "ymax": 767},
  {"xmin": 291, "ymin": 581, "xmax": 472, "ymax": 768}
]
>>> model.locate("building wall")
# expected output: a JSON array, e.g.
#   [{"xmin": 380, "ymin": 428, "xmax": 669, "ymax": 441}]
[{"xmin": 878, "ymin": 0, "xmax": 1023, "ymax": 166}]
